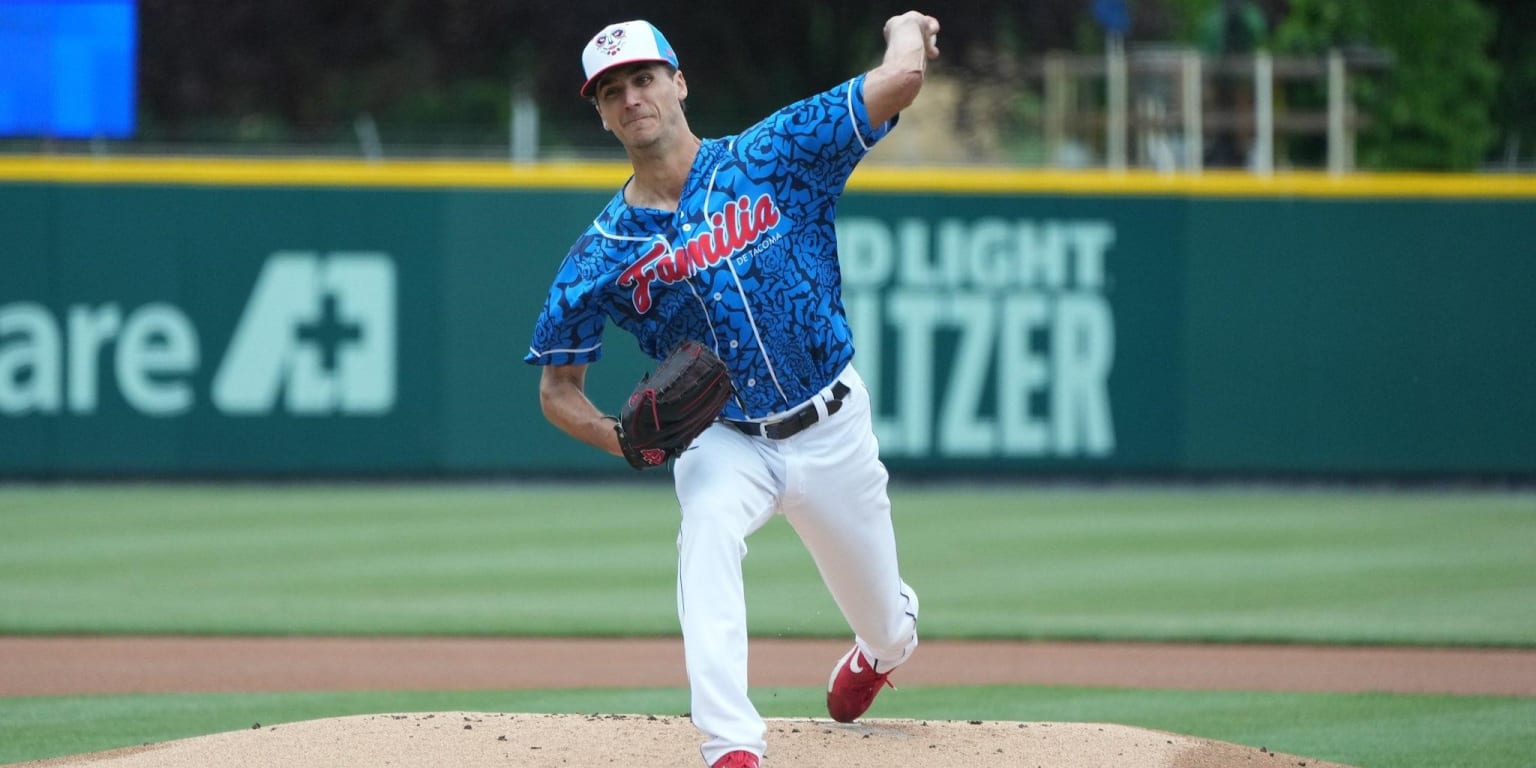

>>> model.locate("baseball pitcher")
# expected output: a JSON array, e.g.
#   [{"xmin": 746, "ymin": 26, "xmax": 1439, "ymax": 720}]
[{"xmin": 526, "ymin": 12, "xmax": 939, "ymax": 768}]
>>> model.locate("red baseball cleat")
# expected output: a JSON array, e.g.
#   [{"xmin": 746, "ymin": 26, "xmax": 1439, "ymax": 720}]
[
  {"xmin": 711, "ymin": 750, "xmax": 760, "ymax": 768},
  {"xmin": 826, "ymin": 645, "xmax": 895, "ymax": 723}
]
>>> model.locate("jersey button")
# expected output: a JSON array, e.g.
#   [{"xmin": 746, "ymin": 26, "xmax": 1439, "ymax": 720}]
[
  {"xmin": 747, "ymin": 379, "xmax": 756, "ymax": 387},
  {"xmin": 713, "ymin": 292, "xmax": 722, "ymax": 301},
  {"xmin": 682, "ymin": 223, "xmax": 693, "ymax": 232},
  {"xmin": 729, "ymin": 340, "xmax": 738, "ymax": 349}
]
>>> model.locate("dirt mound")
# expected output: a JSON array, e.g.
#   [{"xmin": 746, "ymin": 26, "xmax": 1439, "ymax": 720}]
[{"xmin": 15, "ymin": 712, "xmax": 1356, "ymax": 768}]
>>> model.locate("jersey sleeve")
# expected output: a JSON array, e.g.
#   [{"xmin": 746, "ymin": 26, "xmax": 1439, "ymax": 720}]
[
  {"xmin": 845, "ymin": 73, "xmax": 897, "ymax": 152},
  {"xmin": 524, "ymin": 245, "xmax": 607, "ymax": 367},
  {"xmin": 740, "ymin": 74, "xmax": 894, "ymax": 196}
]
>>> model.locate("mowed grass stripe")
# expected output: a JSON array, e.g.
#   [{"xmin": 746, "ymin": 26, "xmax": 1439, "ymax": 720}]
[
  {"xmin": 1, "ymin": 484, "xmax": 1532, "ymax": 644},
  {"xmin": 890, "ymin": 488, "xmax": 1535, "ymax": 644}
]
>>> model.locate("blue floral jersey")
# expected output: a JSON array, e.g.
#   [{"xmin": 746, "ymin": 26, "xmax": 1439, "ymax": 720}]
[{"xmin": 525, "ymin": 74, "xmax": 893, "ymax": 421}]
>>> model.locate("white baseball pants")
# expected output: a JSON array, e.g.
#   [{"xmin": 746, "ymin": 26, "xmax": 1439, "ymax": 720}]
[{"xmin": 672, "ymin": 364, "xmax": 920, "ymax": 766}]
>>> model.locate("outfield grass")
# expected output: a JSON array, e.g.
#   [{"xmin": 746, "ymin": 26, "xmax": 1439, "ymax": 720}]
[
  {"xmin": 2, "ymin": 685, "xmax": 1533, "ymax": 768},
  {"xmin": 1, "ymin": 483, "xmax": 1532, "ymax": 644},
  {"xmin": 1, "ymin": 483, "xmax": 1533, "ymax": 768}
]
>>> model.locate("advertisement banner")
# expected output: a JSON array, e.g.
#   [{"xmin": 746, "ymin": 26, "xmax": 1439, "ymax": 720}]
[{"xmin": 2, "ymin": 168, "xmax": 1533, "ymax": 478}]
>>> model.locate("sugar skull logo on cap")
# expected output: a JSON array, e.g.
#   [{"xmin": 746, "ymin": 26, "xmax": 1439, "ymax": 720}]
[{"xmin": 594, "ymin": 27, "xmax": 626, "ymax": 57}]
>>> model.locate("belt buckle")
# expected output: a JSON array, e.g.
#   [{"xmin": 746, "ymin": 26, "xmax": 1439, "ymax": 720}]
[{"xmin": 761, "ymin": 405, "xmax": 809, "ymax": 440}]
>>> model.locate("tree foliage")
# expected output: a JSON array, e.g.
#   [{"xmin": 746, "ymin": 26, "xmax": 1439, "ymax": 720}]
[
  {"xmin": 136, "ymin": 0, "xmax": 1186, "ymax": 150},
  {"xmin": 1482, "ymin": 0, "xmax": 1536, "ymax": 166},
  {"xmin": 133, "ymin": 0, "xmax": 1515, "ymax": 169},
  {"xmin": 1273, "ymin": 0, "xmax": 1498, "ymax": 170}
]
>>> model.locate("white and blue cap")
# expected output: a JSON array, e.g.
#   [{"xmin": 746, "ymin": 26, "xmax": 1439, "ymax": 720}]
[{"xmin": 580, "ymin": 20, "xmax": 679, "ymax": 98}]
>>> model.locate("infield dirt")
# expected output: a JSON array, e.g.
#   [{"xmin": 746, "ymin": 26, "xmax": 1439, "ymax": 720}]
[{"xmin": 14, "ymin": 712, "xmax": 1358, "ymax": 768}]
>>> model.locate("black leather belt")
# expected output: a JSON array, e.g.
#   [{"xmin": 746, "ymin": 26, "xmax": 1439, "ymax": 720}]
[{"xmin": 728, "ymin": 381, "xmax": 851, "ymax": 440}]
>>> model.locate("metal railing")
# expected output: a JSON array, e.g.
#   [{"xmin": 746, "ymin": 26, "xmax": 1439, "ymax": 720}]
[{"xmin": 1034, "ymin": 46, "xmax": 1390, "ymax": 174}]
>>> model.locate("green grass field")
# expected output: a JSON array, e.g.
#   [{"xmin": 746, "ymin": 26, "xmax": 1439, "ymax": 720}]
[{"xmin": 1, "ymin": 482, "xmax": 1533, "ymax": 767}]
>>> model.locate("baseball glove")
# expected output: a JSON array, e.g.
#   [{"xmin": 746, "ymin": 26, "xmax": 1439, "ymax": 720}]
[{"xmin": 613, "ymin": 339, "xmax": 734, "ymax": 469}]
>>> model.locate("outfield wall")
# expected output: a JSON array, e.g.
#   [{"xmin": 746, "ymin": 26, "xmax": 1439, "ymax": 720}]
[{"xmin": 2, "ymin": 158, "xmax": 1533, "ymax": 478}]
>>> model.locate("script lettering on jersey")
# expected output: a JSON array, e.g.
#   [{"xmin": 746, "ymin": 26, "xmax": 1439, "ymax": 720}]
[{"xmin": 617, "ymin": 194, "xmax": 782, "ymax": 312}]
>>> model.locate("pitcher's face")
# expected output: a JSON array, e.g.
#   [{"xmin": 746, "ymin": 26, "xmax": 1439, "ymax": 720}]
[{"xmin": 594, "ymin": 63, "xmax": 689, "ymax": 150}]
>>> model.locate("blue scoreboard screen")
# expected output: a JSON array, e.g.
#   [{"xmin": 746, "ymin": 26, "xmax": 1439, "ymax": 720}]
[{"xmin": 0, "ymin": 0, "xmax": 137, "ymax": 139}]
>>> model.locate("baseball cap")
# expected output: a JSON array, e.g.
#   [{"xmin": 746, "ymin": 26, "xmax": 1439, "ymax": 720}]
[{"xmin": 579, "ymin": 20, "xmax": 679, "ymax": 98}]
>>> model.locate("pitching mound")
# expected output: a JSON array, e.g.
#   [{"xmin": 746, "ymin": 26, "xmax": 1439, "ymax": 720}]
[{"xmin": 18, "ymin": 712, "xmax": 1356, "ymax": 768}]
